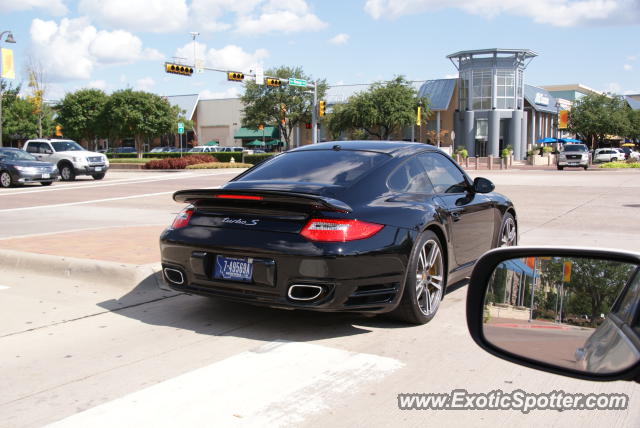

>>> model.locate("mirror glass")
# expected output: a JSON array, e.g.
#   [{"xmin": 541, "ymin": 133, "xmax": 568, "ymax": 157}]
[{"xmin": 483, "ymin": 256, "xmax": 640, "ymax": 374}]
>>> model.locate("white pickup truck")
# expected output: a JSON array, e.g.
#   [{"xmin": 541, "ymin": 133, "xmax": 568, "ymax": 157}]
[{"xmin": 23, "ymin": 139, "xmax": 109, "ymax": 181}]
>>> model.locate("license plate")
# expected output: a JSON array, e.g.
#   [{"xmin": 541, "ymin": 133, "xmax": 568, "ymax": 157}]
[
  {"xmin": 42, "ymin": 173, "xmax": 50, "ymax": 179},
  {"xmin": 95, "ymin": 167, "xmax": 102, "ymax": 172},
  {"xmin": 214, "ymin": 256, "xmax": 253, "ymax": 282},
  {"xmin": 569, "ymin": 162, "xmax": 578, "ymax": 166}
]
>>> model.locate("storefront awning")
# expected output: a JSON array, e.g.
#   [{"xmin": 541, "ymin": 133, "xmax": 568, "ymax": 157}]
[{"xmin": 234, "ymin": 126, "xmax": 279, "ymax": 139}]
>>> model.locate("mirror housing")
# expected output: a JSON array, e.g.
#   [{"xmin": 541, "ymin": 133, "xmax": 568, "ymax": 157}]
[
  {"xmin": 467, "ymin": 246, "xmax": 640, "ymax": 382},
  {"xmin": 473, "ymin": 177, "xmax": 495, "ymax": 194}
]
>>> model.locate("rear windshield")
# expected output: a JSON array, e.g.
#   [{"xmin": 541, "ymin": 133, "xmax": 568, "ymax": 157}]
[
  {"xmin": 562, "ymin": 145, "xmax": 588, "ymax": 152},
  {"xmin": 236, "ymin": 150, "xmax": 389, "ymax": 186}
]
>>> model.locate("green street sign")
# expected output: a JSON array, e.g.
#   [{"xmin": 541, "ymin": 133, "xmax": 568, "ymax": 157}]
[
  {"xmin": 178, "ymin": 122, "xmax": 184, "ymax": 134},
  {"xmin": 288, "ymin": 78, "xmax": 307, "ymax": 87}
]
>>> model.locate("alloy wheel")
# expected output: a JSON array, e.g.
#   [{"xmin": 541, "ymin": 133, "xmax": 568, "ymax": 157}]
[
  {"xmin": 500, "ymin": 217, "xmax": 517, "ymax": 247},
  {"xmin": 415, "ymin": 239, "xmax": 444, "ymax": 317},
  {"xmin": 0, "ymin": 172, "xmax": 11, "ymax": 188}
]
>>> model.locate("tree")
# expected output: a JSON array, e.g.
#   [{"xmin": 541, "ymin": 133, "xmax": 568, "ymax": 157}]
[
  {"xmin": 1, "ymin": 80, "xmax": 53, "ymax": 142},
  {"xmin": 568, "ymin": 93, "xmax": 630, "ymax": 149},
  {"xmin": 627, "ymin": 107, "xmax": 640, "ymax": 142},
  {"xmin": 325, "ymin": 76, "xmax": 429, "ymax": 140},
  {"xmin": 25, "ymin": 58, "xmax": 48, "ymax": 138},
  {"xmin": 56, "ymin": 89, "xmax": 109, "ymax": 148},
  {"xmin": 101, "ymin": 89, "xmax": 179, "ymax": 156},
  {"xmin": 241, "ymin": 66, "xmax": 327, "ymax": 149}
]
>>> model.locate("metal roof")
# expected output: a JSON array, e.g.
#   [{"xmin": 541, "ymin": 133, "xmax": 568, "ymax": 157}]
[
  {"xmin": 166, "ymin": 94, "xmax": 199, "ymax": 120},
  {"xmin": 524, "ymin": 85, "xmax": 558, "ymax": 114},
  {"xmin": 416, "ymin": 79, "xmax": 456, "ymax": 111},
  {"xmin": 626, "ymin": 96, "xmax": 640, "ymax": 111},
  {"xmin": 447, "ymin": 48, "xmax": 537, "ymax": 59}
]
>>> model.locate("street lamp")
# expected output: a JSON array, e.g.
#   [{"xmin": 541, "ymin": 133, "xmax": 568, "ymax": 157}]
[{"xmin": 0, "ymin": 30, "xmax": 17, "ymax": 148}]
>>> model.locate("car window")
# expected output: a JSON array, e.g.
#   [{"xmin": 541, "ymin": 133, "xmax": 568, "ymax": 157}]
[
  {"xmin": 613, "ymin": 268, "xmax": 640, "ymax": 324},
  {"xmin": 388, "ymin": 158, "xmax": 434, "ymax": 194},
  {"xmin": 26, "ymin": 143, "xmax": 40, "ymax": 153},
  {"xmin": 418, "ymin": 153, "xmax": 468, "ymax": 194},
  {"xmin": 237, "ymin": 149, "xmax": 390, "ymax": 186}
]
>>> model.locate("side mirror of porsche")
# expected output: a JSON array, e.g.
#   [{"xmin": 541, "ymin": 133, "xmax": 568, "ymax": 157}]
[
  {"xmin": 466, "ymin": 246, "xmax": 640, "ymax": 382},
  {"xmin": 473, "ymin": 177, "xmax": 495, "ymax": 194}
]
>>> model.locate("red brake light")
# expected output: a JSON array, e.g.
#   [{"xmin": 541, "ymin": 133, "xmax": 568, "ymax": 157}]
[
  {"xmin": 300, "ymin": 219, "xmax": 383, "ymax": 242},
  {"xmin": 215, "ymin": 194, "xmax": 263, "ymax": 200},
  {"xmin": 171, "ymin": 207, "xmax": 194, "ymax": 229}
]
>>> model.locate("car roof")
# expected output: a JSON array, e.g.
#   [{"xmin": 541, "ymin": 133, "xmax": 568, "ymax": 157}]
[{"xmin": 292, "ymin": 141, "xmax": 441, "ymax": 157}]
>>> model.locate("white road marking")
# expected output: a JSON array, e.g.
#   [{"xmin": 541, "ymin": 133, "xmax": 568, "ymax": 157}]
[
  {"xmin": 0, "ymin": 285, "xmax": 9, "ymax": 290},
  {"xmin": 0, "ymin": 186, "xmax": 220, "ymax": 213},
  {"xmin": 0, "ymin": 170, "xmax": 243, "ymax": 196},
  {"xmin": 0, "ymin": 224, "xmax": 169, "ymax": 241},
  {"xmin": 45, "ymin": 341, "xmax": 403, "ymax": 428}
]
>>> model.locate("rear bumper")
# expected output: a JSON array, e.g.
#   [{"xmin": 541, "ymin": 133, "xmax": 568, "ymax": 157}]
[{"xmin": 159, "ymin": 226, "xmax": 415, "ymax": 313}]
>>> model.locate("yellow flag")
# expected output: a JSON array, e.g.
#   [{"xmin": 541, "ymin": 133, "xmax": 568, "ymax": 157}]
[
  {"xmin": 1, "ymin": 48, "xmax": 15, "ymax": 79},
  {"xmin": 416, "ymin": 106, "xmax": 421, "ymax": 126},
  {"xmin": 563, "ymin": 261, "xmax": 572, "ymax": 282}
]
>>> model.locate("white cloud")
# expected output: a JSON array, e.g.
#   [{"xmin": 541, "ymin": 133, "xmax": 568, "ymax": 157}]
[
  {"xmin": 29, "ymin": 18, "xmax": 164, "ymax": 81},
  {"xmin": 604, "ymin": 82, "xmax": 622, "ymax": 94},
  {"xmin": 135, "ymin": 77, "xmax": 156, "ymax": 92},
  {"xmin": 199, "ymin": 87, "xmax": 243, "ymax": 99},
  {"xmin": 444, "ymin": 73, "xmax": 458, "ymax": 79},
  {"xmin": 86, "ymin": 80, "xmax": 108, "ymax": 90},
  {"xmin": 235, "ymin": 0, "xmax": 328, "ymax": 34},
  {"xmin": 624, "ymin": 64, "xmax": 633, "ymax": 71},
  {"xmin": 0, "ymin": 0, "xmax": 67, "ymax": 16},
  {"xmin": 79, "ymin": 0, "xmax": 188, "ymax": 33},
  {"xmin": 627, "ymin": 55, "xmax": 638, "ymax": 61},
  {"xmin": 364, "ymin": 0, "xmax": 640, "ymax": 27},
  {"xmin": 329, "ymin": 33, "xmax": 350, "ymax": 45},
  {"xmin": 175, "ymin": 42, "xmax": 269, "ymax": 72},
  {"xmin": 190, "ymin": 0, "xmax": 262, "ymax": 32}
]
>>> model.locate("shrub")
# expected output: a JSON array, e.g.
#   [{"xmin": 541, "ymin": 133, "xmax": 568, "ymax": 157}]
[
  {"xmin": 455, "ymin": 147, "xmax": 468, "ymax": 159},
  {"xmin": 501, "ymin": 148, "xmax": 510, "ymax": 158},
  {"xmin": 186, "ymin": 162, "xmax": 253, "ymax": 169},
  {"xmin": 143, "ymin": 154, "xmax": 217, "ymax": 169}
]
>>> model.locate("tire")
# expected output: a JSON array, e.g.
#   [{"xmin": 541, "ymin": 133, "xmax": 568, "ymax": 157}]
[
  {"xmin": 497, "ymin": 212, "xmax": 517, "ymax": 247},
  {"xmin": 92, "ymin": 173, "xmax": 106, "ymax": 180},
  {"xmin": 41, "ymin": 181, "xmax": 53, "ymax": 186},
  {"xmin": 583, "ymin": 165, "xmax": 588, "ymax": 170},
  {"xmin": 391, "ymin": 230, "xmax": 446, "ymax": 325},
  {"xmin": 59, "ymin": 163, "xmax": 76, "ymax": 181},
  {"xmin": 557, "ymin": 165, "xmax": 563, "ymax": 170},
  {"xmin": 0, "ymin": 171, "xmax": 13, "ymax": 188},
  {"xmin": 611, "ymin": 158, "xmax": 617, "ymax": 162}
]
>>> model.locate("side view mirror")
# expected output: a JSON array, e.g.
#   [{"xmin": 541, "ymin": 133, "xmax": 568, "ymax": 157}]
[
  {"xmin": 473, "ymin": 177, "xmax": 495, "ymax": 194},
  {"xmin": 467, "ymin": 246, "xmax": 640, "ymax": 382}
]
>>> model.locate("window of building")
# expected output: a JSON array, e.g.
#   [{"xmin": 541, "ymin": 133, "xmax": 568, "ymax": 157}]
[
  {"xmin": 496, "ymin": 70, "xmax": 515, "ymax": 109},
  {"xmin": 459, "ymin": 71, "xmax": 469, "ymax": 111},
  {"xmin": 472, "ymin": 70, "xmax": 492, "ymax": 110}
]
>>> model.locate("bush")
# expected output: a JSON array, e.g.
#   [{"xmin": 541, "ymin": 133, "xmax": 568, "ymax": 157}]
[
  {"xmin": 186, "ymin": 162, "xmax": 253, "ymax": 169},
  {"xmin": 455, "ymin": 147, "xmax": 468, "ymax": 159},
  {"xmin": 143, "ymin": 154, "xmax": 217, "ymax": 169},
  {"xmin": 542, "ymin": 146, "xmax": 553, "ymax": 154},
  {"xmin": 244, "ymin": 153, "xmax": 276, "ymax": 165},
  {"xmin": 501, "ymin": 148, "xmax": 510, "ymax": 158}
]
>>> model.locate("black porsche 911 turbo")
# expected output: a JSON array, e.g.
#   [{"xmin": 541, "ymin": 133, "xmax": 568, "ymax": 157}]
[{"xmin": 160, "ymin": 141, "xmax": 517, "ymax": 324}]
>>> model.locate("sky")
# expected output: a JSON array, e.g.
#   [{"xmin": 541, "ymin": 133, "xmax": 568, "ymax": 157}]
[{"xmin": 1, "ymin": 0, "xmax": 639, "ymax": 102}]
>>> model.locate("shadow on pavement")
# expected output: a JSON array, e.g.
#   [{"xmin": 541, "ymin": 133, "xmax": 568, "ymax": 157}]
[{"xmin": 97, "ymin": 273, "xmax": 419, "ymax": 343}]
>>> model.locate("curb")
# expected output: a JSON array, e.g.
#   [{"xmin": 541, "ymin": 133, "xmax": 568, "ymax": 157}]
[{"xmin": 0, "ymin": 249, "xmax": 163, "ymax": 289}]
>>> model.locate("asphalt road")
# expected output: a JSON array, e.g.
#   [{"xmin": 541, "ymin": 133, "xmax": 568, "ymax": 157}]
[{"xmin": 1, "ymin": 168, "xmax": 639, "ymax": 428}]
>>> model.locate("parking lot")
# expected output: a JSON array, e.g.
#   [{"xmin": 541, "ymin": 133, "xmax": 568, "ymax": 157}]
[{"xmin": 1, "ymin": 167, "xmax": 639, "ymax": 427}]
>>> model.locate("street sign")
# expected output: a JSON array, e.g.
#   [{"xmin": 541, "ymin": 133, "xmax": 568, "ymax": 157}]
[
  {"xmin": 255, "ymin": 66, "xmax": 264, "ymax": 85},
  {"xmin": 178, "ymin": 122, "xmax": 184, "ymax": 134},
  {"xmin": 288, "ymin": 78, "xmax": 307, "ymax": 87},
  {"xmin": 195, "ymin": 60, "xmax": 204, "ymax": 74}
]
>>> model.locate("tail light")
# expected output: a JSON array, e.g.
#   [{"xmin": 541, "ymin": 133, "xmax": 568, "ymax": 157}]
[
  {"xmin": 300, "ymin": 219, "xmax": 383, "ymax": 242},
  {"xmin": 171, "ymin": 206, "xmax": 194, "ymax": 229}
]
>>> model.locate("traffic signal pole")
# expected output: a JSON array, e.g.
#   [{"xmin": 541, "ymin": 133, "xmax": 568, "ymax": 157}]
[{"xmin": 312, "ymin": 82, "xmax": 318, "ymax": 145}]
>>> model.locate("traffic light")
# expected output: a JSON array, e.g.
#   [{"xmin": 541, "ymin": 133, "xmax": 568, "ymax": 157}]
[
  {"xmin": 55, "ymin": 125, "xmax": 62, "ymax": 136},
  {"xmin": 165, "ymin": 62, "xmax": 194, "ymax": 76},
  {"xmin": 319, "ymin": 100, "xmax": 326, "ymax": 117},
  {"xmin": 227, "ymin": 72, "xmax": 244, "ymax": 82},
  {"xmin": 266, "ymin": 78, "xmax": 282, "ymax": 87}
]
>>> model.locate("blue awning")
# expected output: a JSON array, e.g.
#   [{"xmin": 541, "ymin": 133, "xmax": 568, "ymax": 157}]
[{"xmin": 501, "ymin": 259, "xmax": 538, "ymax": 278}]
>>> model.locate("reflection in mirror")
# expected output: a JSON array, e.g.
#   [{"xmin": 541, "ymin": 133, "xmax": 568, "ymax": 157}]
[{"xmin": 483, "ymin": 256, "xmax": 640, "ymax": 374}]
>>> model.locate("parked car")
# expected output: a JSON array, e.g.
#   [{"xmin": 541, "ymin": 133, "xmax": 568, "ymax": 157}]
[
  {"xmin": 593, "ymin": 148, "xmax": 622, "ymax": 163},
  {"xmin": 0, "ymin": 147, "xmax": 59, "ymax": 187},
  {"xmin": 556, "ymin": 143, "xmax": 590, "ymax": 170},
  {"xmin": 467, "ymin": 246, "xmax": 640, "ymax": 382},
  {"xmin": 23, "ymin": 139, "xmax": 109, "ymax": 181},
  {"xmin": 217, "ymin": 146, "xmax": 244, "ymax": 153},
  {"xmin": 149, "ymin": 146, "xmax": 175, "ymax": 153},
  {"xmin": 188, "ymin": 146, "xmax": 219, "ymax": 153},
  {"xmin": 160, "ymin": 141, "xmax": 518, "ymax": 325},
  {"xmin": 620, "ymin": 147, "xmax": 640, "ymax": 161},
  {"xmin": 108, "ymin": 147, "xmax": 137, "ymax": 154}
]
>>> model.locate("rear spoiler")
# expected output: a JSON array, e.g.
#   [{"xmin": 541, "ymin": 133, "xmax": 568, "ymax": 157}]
[{"xmin": 173, "ymin": 189, "xmax": 352, "ymax": 213}]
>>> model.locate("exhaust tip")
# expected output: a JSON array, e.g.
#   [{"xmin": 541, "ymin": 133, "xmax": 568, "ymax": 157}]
[
  {"xmin": 288, "ymin": 284, "xmax": 324, "ymax": 302},
  {"xmin": 163, "ymin": 267, "xmax": 185, "ymax": 285}
]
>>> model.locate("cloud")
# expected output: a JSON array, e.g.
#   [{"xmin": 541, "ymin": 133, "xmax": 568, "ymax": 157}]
[
  {"xmin": 444, "ymin": 73, "xmax": 458, "ymax": 79},
  {"xmin": 364, "ymin": 0, "xmax": 640, "ymax": 27},
  {"xmin": 135, "ymin": 77, "xmax": 156, "ymax": 92},
  {"xmin": 86, "ymin": 80, "xmax": 108, "ymax": 90},
  {"xmin": 234, "ymin": 0, "xmax": 328, "ymax": 34},
  {"xmin": 190, "ymin": 0, "xmax": 261, "ymax": 32},
  {"xmin": 79, "ymin": 0, "xmax": 188, "ymax": 33},
  {"xmin": 175, "ymin": 42, "xmax": 269, "ymax": 72},
  {"xmin": 0, "ymin": 0, "xmax": 67, "ymax": 16},
  {"xmin": 329, "ymin": 33, "xmax": 350, "ymax": 45},
  {"xmin": 624, "ymin": 64, "xmax": 633, "ymax": 71},
  {"xmin": 627, "ymin": 55, "xmax": 638, "ymax": 61},
  {"xmin": 199, "ymin": 87, "xmax": 243, "ymax": 99},
  {"xmin": 29, "ymin": 18, "xmax": 165, "ymax": 81},
  {"xmin": 604, "ymin": 82, "xmax": 622, "ymax": 94}
]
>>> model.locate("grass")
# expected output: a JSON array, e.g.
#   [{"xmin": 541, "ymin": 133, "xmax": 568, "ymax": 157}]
[
  {"xmin": 599, "ymin": 161, "xmax": 640, "ymax": 168},
  {"xmin": 186, "ymin": 162, "xmax": 253, "ymax": 169}
]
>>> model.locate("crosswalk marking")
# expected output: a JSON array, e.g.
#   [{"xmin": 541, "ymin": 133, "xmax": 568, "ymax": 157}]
[{"xmin": 45, "ymin": 341, "xmax": 403, "ymax": 428}]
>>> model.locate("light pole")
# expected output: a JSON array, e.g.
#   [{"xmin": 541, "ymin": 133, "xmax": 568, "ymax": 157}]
[{"xmin": 0, "ymin": 30, "xmax": 17, "ymax": 148}]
